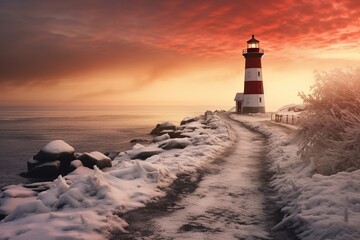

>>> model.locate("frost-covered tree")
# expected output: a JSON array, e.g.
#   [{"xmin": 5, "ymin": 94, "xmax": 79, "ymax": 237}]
[{"xmin": 296, "ymin": 68, "xmax": 360, "ymax": 175}]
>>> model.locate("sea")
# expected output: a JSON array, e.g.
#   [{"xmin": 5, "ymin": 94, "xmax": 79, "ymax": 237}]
[{"xmin": 0, "ymin": 105, "xmax": 227, "ymax": 189}]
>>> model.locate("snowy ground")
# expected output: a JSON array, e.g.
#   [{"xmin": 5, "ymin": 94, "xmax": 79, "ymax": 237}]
[
  {"xmin": 114, "ymin": 115, "xmax": 296, "ymax": 239},
  {"xmin": 231, "ymin": 114, "xmax": 360, "ymax": 240},
  {"xmin": 1, "ymin": 111, "xmax": 359, "ymax": 240},
  {"xmin": 151, "ymin": 118, "xmax": 271, "ymax": 239},
  {"xmin": 0, "ymin": 112, "xmax": 231, "ymax": 239}
]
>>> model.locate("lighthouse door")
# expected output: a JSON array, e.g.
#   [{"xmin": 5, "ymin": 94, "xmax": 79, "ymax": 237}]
[{"xmin": 237, "ymin": 101, "xmax": 242, "ymax": 113}]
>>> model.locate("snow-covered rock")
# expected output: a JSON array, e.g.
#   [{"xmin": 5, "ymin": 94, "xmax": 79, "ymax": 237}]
[
  {"xmin": 158, "ymin": 138, "xmax": 191, "ymax": 150},
  {"xmin": 127, "ymin": 145, "xmax": 164, "ymax": 160},
  {"xmin": 150, "ymin": 122, "xmax": 177, "ymax": 135},
  {"xmin": 33, "ymin": 140, "xmax": 75, "ymax": 162},
  {"xmin": 104, "ymin": 151, "xmax": 120, "ymax": 160},
  {"xmin": 159, "ymin": 129, "xmax": 183, "ymax": 138},
  {"xmin": 153, "ymin": 133, "xmax": 170, "ymax": 143},
  {"xmin": 183, "ymin": 121, "xmax": 206, "ymax": 130},
  {"xmin": 180, "ymin": 116, "xmax": 199, "ymax": 125},
  {"xmin": 28, "ymin": 140, "xmax": 76, "ymax": 178},
  {"xmin": 70, "ymin": 159, "xmax": 84, "ymax": 170},
  {"xmin": 78, "ymin": 151, "xmax": 112, "ymax": 169}
]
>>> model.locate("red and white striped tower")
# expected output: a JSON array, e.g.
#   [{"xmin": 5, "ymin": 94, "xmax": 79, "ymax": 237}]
[{"xmin": 242, "ymin": 35, "xmax": 265, "ymax": 113}]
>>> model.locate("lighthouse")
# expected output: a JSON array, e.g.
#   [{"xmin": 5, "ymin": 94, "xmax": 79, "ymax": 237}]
[{"xmin": 234, "ymin": 35, "xmax": 265, "ymax": 113}]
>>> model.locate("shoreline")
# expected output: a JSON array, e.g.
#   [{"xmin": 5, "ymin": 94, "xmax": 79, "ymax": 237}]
[
  {"xmin": 0, "ymin": 106, "xmax": 222, "ymax": 190},
  {"xmin": 0, "ymin": 110, "xmax": 233, "ymax": 239}
]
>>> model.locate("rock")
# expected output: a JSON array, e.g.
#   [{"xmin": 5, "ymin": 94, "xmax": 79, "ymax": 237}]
[
  {"xmin": 130, "ymin": 139, "xmax": 149, "ymax": 143},
  {"xmin": 150, "ymin": 122, "xmax": 177, "ymax": 136},
  {"xmin": 70, "ymin": 160, "xmax": 83, "ymax": 168},
  {"xmin": 78, "ymin": 151, "xmax": 112, "ymax": 169},
  {"xmin": 27, "ymin": 161, "xmax": 61, "ymax": 178},
  {"xmin": 204, "ymin": 110, "xmax": 213, "ymax": 121},
  {"xmin": 183, "ymin": 122, "xmax": 206, "ymax": 130},
  {"xmin": 29, "ymin": 140, "xmax": 76, "ymax": 178},
  {"xmin": 153, "ymin": 133, "xmax": 170, "ymax": 143},
  {"xmin": 104, "ymin": 151, "xmax": 120, "ymax": 160},
  {"xmin": 159, "ymin": 130, "xmax": 184, "ymax": 138},
  {"xmin": 180, "ymin": 116, "xmax": 199, "ymax": 125},
  {"xmin": 33, "ymin": 140, "xmax": 75, "ymax": 163},
  {"xmin": 128, "ymin": 146, "xmax": 164, "ymax": 160},
  {"xmin": 158, "ymin": 138, "xmax": 191, "ymax": 150},
  {"xmin": 27, "ymin": 158, "xmax": 42, "ymax": 171},
  {"xmin": 67, "ymin": 160, "xmax": 83, "ymax": 173}
]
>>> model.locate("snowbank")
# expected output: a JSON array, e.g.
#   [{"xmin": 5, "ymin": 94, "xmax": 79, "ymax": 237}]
[
  {"xmin": 0, "ymin": 111, "xmax": 231, "ymax": 239},
  {"xmin": 276, "ymin": 104, "xmax": 306, "ymax": 115},
  {"xmin": 272, "ymin": 104, "xmax": 305, "ymax": 125},
  {"xmin": 230, "ymin": 114, "xmax": 360, "ymax": 240}
]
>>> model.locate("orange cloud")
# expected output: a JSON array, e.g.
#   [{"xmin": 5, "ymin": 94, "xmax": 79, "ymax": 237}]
[{"xmin": 1, "ymin": 0, "xmax": 360, "ymax": 109}]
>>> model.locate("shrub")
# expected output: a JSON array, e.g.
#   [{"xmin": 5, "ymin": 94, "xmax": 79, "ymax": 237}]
[{"xmin": 296, "ymin": 68, "xmax": 360, "ymax": 175}]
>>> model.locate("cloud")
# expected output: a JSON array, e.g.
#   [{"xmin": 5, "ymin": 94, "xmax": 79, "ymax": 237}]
[{"xmin": 1, "ymin": 0, "xmax": 360, "ymax": 88}]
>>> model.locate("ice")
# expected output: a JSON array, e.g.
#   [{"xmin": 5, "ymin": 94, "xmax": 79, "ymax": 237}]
[
  {"xmin": 2, "ymin": 185, "xmax": 37, "ymax": 198},
  {"xmin": 0, "ymin": 186, "xmax": 38, "ymax": 215},
  {"xmin": 110, "ymin": 160, "xmax": 170, "ymax": 183},
  {"xmin": 4, "ymin": 200, "xmax": 50, "ymax": 222},
  {"xmin": 42, "ymin": 140, "xmax": 75, "ymax": 154}
]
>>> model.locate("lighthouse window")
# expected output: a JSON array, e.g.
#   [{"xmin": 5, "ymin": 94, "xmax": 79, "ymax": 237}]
[
  {"xmin": 258, "ymin": 71, "xmax": 260, "ymax": 77},
  {"xmin": 259, "ymin": 97, "xmax": 262, "ymax": 103}
]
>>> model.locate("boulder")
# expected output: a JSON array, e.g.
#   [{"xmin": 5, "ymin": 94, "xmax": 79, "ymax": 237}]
[
  {"xmin": 27, "ymin": 158, "xmax": 42, "ymax": 171},
  {"xmin": 183, "ymin": 122, "xmax": 206, "ymax": 130},
  {"xmin": 67, "ymin": 160, "xmax": 83, "ymax": 173},
  {"xmin": 104, "ymin": 151, "xmax": 120, "ymax": 160},
  {"xmin": 150, "ymin": 122, "xmax": 177, "ymax": 136},
  {"xmin": 30, "ymin": 140, "xmax": 76, "ymax": 177},
  {"xmin": 180, "ymin": 116, "xmax": 199, "ymax": 125},
  {"xmin": 158, "ymin": 138, "xmax": 191, "ymax": 150},
  {"xmin": 27, "ymin": 161, "xmax": 61, "ymax": 178},
  {"xmin": 33, "ymin": 140, "xmax": 76, "ymax": 164},
  {"xmin": 130, "ymin": 138, "xmax": 149, "ymax": 143},
  {"xmin": 204, "ymin": 110, "xmax": 213, "ymax": 119},
  {"xmin": 127, "ymin": 146, "xmax": 164, "ymax": 160},
  {"xmin": 153, "ymin": 133, "xmax": 170, "ymax": 143},
  {"xmin": 78, "ymin": 151, "xmax": 112, "ymax": 169},
  {"xmin": 159, "ymin": 130, "xmax": 183, "ymax": 138}
]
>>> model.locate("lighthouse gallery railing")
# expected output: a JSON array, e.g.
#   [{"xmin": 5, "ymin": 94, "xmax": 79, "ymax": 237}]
[{"xmin": 242, "ymin": 48, "xmax": 264, "ymax": 54}]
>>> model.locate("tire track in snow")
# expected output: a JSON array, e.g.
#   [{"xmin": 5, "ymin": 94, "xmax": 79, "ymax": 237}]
[{"xmin": 112, "ymin": 115, "xmax": 297, "ymax": 240}]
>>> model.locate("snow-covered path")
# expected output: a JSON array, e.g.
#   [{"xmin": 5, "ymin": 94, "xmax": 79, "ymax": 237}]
[{"xmin": 114, "ymin": 116, "xmax": 296, "ymax": 239}]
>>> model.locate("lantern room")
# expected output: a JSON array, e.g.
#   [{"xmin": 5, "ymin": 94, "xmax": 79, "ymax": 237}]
[{"xmin": 247, "ymin": 34, "xmax": 260, "ymax": 49}]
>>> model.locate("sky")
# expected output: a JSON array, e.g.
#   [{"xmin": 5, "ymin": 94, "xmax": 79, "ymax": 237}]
[{"xmin": 1, "ymin": 0, "xmax": 360, "ymax": 111}]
